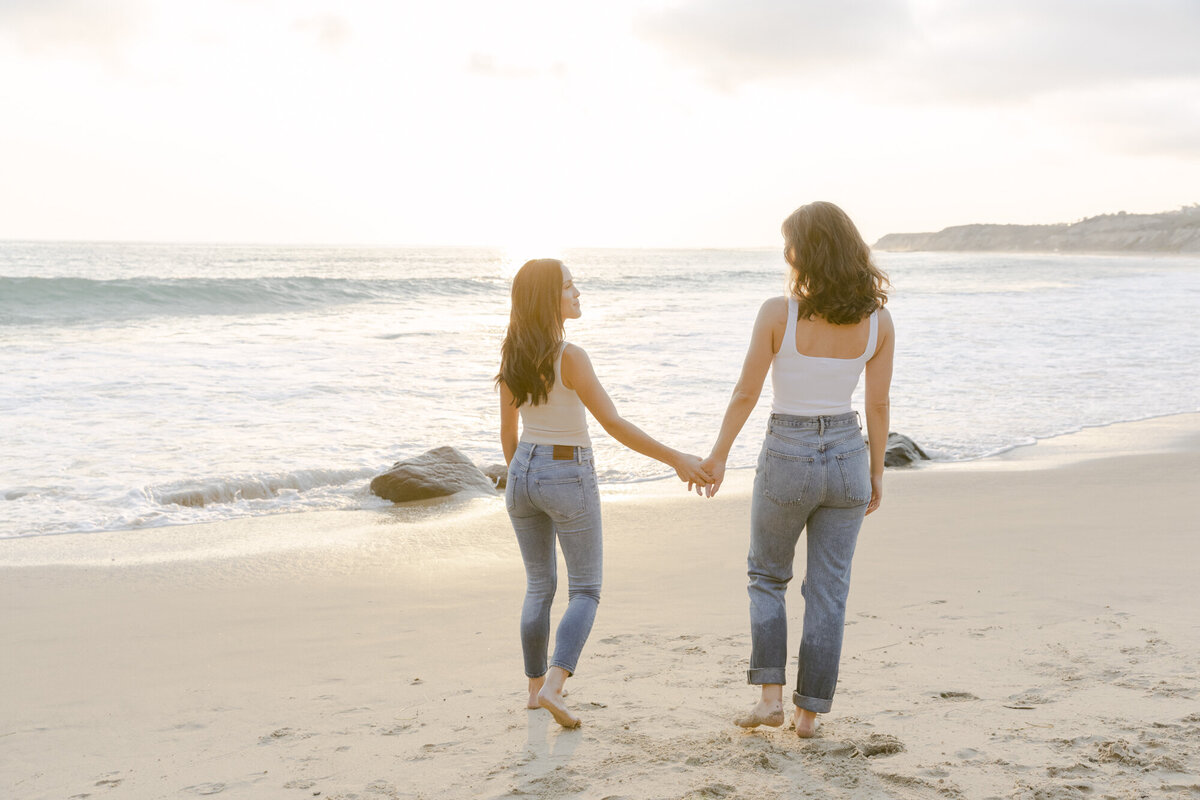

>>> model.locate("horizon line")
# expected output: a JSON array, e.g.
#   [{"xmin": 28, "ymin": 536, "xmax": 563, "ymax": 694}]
[{"xmin": 0, "ymin": 237, "xmax": 782, "ymax": 251}]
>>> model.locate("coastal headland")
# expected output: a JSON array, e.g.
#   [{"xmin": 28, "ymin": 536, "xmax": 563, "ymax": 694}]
[{"xmin": 875, "ymin": 206, "xmax": 1200, "ymax": 253}]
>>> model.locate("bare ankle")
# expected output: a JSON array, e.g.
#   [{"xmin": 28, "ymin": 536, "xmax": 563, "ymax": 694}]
[
  {"xmin": 794, "ymin": 708, "xmax": 819, "ymax": 738},
  {"xmin": 526, "ymin": 675, "xmax": 546, "ymax": 709}
]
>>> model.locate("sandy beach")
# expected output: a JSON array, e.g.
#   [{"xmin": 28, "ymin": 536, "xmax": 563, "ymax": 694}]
[{"xmin": 2, "ymin": 414, "xmax": 1198, "ymax": 800}]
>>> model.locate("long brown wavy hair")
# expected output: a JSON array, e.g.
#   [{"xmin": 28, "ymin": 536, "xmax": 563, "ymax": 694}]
[
  {"xmin": 782, "ymin": 201, "xmax": 889, "ymax": 325},
  {"xmin": 495, "ymin": 258, "xmax": 564, "ymax": 408}
]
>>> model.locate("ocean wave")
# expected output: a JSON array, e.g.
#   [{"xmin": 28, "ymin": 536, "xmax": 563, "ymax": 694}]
[
  {"xmin": 148, "ymin": 466, "xmax": 376, "ymax": 508},
  {"xmin": 0, "ymin": 275, "xmax": 506, "ymax": 325}
]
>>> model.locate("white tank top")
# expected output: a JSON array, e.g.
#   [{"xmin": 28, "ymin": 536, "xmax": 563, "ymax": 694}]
[
  {"xmin": 518, "ymin": 343, "xmax": 592, "ymax": 447},
  {"xmin": 771, "ymin": 297, "xmax": 878, "ymax": 416}
]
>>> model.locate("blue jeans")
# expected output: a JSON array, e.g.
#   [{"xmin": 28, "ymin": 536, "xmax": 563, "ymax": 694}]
[
  {"xmin": 747, "ymin": 412, "xmax": 870, "ymax": 713},
  {"xmin": 505, "ymin": 443, "xmax": 603, "ymax": 678}
]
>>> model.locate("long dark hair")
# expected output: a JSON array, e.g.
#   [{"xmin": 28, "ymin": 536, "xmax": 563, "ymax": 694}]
[
  {"xmin": 782, "ymin": 201, "xmax": 889, "ymax": 325},
  {"xmin": 495, "ymin": 258, "xmax": 564, "ymax": 408}
]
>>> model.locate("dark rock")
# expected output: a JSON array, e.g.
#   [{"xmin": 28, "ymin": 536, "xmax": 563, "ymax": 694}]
[
  {"xmin": 370, "ymin": 446, "xmax": 497, "ymax": 503},
  {"xmin": 480, "ymin": 463, "xmax": 508, "ymax": 490},
  {"xmin": 884, "ymin": 433, "xmax": 929, "ymax": 467}
]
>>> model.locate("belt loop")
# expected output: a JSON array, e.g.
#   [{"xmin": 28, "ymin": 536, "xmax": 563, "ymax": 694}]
[
  {"xmin": 576, "ymin": 446, "xmax": 582, "ymax": 464},
  {"xmin": 818, "ymin": 416, "xmax": 826, "ymax": 435}
]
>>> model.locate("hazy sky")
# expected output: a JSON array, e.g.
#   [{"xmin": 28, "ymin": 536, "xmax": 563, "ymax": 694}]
[{"xmin": 2, "ymin": 0, "xmax": 1198, "ymax": 247}]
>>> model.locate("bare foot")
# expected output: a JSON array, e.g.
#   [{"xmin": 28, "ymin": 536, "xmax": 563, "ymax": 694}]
[
  {"xmin": 794, "ymin": 708, "xmax": 819, "ymax": 738},
  {"xmin": 735, "ymin": 700, "xmax": 785, "ymax": 729},
  {"xmin": 537, "ymin": 689, "xmax": 581, "ymax": 728}
]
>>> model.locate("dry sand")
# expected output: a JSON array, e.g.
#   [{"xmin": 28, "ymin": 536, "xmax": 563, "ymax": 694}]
[{"xmin": 2, "ymin": 415, "xmax": 1199, "ymax": 799}]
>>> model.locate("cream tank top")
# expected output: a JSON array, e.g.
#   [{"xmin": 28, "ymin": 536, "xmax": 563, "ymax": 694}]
[
  {"xmin": 518, "ymin": 343, "xmax": 592, "ymax": 447},
  {"xmin": 771, "ymin": 297, "xmax": 878, "ymax": 416}
]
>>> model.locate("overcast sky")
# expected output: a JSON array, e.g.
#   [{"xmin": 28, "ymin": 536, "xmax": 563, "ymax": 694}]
[{"xmin": 1, "ymin": 0, "xmax": 1197, "ymax": 247}]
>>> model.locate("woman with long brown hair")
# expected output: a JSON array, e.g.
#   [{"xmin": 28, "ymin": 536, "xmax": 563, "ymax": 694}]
[
  {"xmin": 497, "ymin": 258, "xmax": 710, "ymax": 728},
  {"xmin": 698, "ymin": 202, "xmax": 894, "ymax": 737}
]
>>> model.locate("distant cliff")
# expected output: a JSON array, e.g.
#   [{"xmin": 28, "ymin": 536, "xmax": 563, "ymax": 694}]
[{"xmin": 873, "ymin": 206, "xmax": 1200, "ymax": 253}]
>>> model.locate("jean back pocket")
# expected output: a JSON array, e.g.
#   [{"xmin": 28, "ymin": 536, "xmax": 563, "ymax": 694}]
[
  {"xmin": 762, "ymin": 449, "xmax": 815, "ymax": 506},
  {"xmin": 835, "ymin": 445, "xmax": 870, "ymax": 506},
  {"xmin": 533, "ymin": 475, "xmax": 587, "ymax": 521}
]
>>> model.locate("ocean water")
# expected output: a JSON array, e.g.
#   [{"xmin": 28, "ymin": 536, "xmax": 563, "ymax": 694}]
[{"xmin": 2, "ymin": 242, "xmax": 1199, "ymax": 539}]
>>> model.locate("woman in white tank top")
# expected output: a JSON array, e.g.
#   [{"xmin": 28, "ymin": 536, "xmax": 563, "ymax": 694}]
[
  {"xmin": 698, "ymin": 202, "xmax": 895, "ymax": 738},
  {"xmin": 496, "ymin": 258, "xmax": 711, "ymax": 728}
]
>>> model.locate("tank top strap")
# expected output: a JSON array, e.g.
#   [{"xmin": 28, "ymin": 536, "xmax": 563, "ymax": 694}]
[
  {"xmin": 552, "ymin": 340, "xmax": 567, "ymax": 380},
  {"xmin": 861, "ymin": 310, "xmax": 879, "ymax": 361},
  {"xmin": 781, "ymin": 297, "xmax": 800, "ymax": 357}
]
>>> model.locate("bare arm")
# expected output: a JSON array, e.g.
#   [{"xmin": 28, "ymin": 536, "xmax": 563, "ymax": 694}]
[
  {"xmin": 701, "ymin": 298, "xmax": 784, "ymax": 496},
  {"xmin": 863, "ymin": 308, "xmax": 895, "ymax": 515},
  {"xmin": 561, "ymin": 345, "xmax": 711, "ymax": 485},
  {"xmin": 499, "ymin": 382, "xmax": 519, "ymax": 466}
]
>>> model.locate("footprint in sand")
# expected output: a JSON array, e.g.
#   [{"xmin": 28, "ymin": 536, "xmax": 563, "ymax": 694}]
[
  {"xmin": 1032, "ymin": 780, "xmax": 1097, "ymax": 797},
  {"xmin": 182, "ymin": 783, "xmax": 226, "ymax": 796},
  {"xmin": 282, "ymin": 779, "xmax": 316, "ymax": 789},
  {"xmin": 853, "ymin": 733, "xmax": 905, "ymax": 757},
  {"xmin": 1095, "ymin": 739, "xmax": 1150, "ymax": 767},
  {"xmin": 259, "ymin": 727, "xmax": 313, "ymax": 744},
  {"xmin": 878, "ymin": 772, "xmax": 957, "ymax": 795},
  {"xmin": 1149, "ymin": 754, "xmax": 1187, "ymax": 771},
  {"xmin": 967, "ymin": 626, "xmax": 998, "ymax": 638},
  {"xmin": 363, "ymin": 779, "xmax": 401, "ymax": 798},
  {"xmin": 938, "ymin": 691, "xmax": 979, "ymax": 701},
  {"xmin": 1007, "ymin": 688, "xmax": 1054, "ymax": 707},
  {"xmin": 809, "ymin": 733, "xmax": 905, "ymax": 759}
]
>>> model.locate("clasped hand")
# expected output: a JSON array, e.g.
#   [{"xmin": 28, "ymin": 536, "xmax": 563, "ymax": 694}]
[{"xmin": 673, "ymin": 453, "xmax": 725, "ymax": 499}]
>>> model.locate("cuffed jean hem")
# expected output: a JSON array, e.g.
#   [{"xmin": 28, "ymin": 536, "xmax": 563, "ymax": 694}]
[
  {"xmin": 793, "ymin": 691, "xmax": 833, "ymax": 713},
  {"xmin": 549, "ymin": 661, "xmax": 576, "ymax": 677},
  {"xmin": 746, "ymin": 667, "xmax": 787, "ymax": 685},
  {"xmin": 525, "ymin": 668, "xmax": 547, "ymax": 679}
]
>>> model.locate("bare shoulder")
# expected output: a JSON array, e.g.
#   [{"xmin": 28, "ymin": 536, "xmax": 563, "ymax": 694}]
[
  {"xmin": 758, "ymin": 296, "xmax": 789, "ymax": 325},
  {"xmin": 869, "ymin": 306, "xmax": 895, "ymax": 361},
  {"xmin": 559, "ymin": 343, "xmax": 593, "ymax": 390},
  {"xmin": 561, "ymin": 342, "xmax": 590, "ymax": 366},
  {"xmin": 875, "ymin": 305, "xmax": 895, "ymax": 334},
  {"xmin": 761, "ymin": 295, "xmax": 788, "ymax": 316}
]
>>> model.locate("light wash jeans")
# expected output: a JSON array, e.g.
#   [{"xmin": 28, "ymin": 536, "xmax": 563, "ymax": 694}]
[
  {"xmin": 747, "ymin": 412, "xmax": 870, "ymax": 713},
  {"xmin": 505, "ymin": 442, "xmax": 602, "ymax": 678}
]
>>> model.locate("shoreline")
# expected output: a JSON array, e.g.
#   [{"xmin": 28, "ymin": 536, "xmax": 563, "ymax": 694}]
[
  {"xmin": 3, "ymin": 413, "xmax": 1199, "ymax": 799},
  {"xmin": 4, "ymin": 409, "xmax": 1199, "ymax": 552}
]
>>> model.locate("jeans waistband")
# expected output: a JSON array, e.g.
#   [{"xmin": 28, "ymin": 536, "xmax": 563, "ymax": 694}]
[
  {"xmin": 769, "ymin": 411, "xmax": 860, "ymax": 434},
  {"xmin": 515, "ymin": 442, "xmax": 592, "ymax": 465}
]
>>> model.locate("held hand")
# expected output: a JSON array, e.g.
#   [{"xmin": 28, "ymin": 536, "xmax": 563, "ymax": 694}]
[
  {"xmin": 865, "ymin": 474, "xmax": 883, "ymax": 515},
  {"xmin": 672, "ymin": 452, "xmax": 712, "ymax": 490},
  {"xmin": 693, "ymin": 455, "xmax": 726, "ymax": 498}
]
